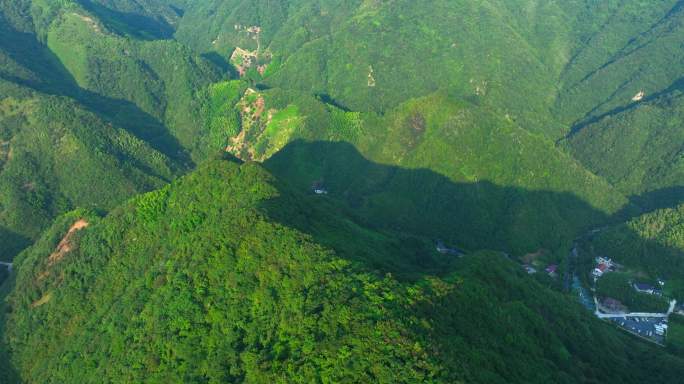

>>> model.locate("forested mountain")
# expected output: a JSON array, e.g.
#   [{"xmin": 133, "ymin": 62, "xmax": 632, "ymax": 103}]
[
  {"xmin": 0, "ymin": 0, "xmax": 683, "ymax": 382},
  {"xmin": 0, "ymin": 0, "xmax": 223, "ymax": 259},
  {"xmin": 174, "ymin": 0, "xmax": 683, "ymax": 205},
  {"xmin": 173, "ymin": 0, "xmax": 684, "ymax": 253},
  {"xmin": 4, "ymin": 157, "xmax": 684, "ymax": 383},
  {"xmin": 2, "ymin": 0, "xmax": 681, "ymax": 261},
  {"xmin": 0, "ymin": 79, "xmax": 178, "ymax": 258},
  {"xmin": 565, "ymin": 87, "xmax": 684, "ymax": 206}
]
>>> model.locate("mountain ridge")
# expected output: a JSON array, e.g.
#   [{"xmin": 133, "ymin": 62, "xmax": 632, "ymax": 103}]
[
  {"xmin": 0, "ymin": 1, "xmax": 683, "ymax": 381},
  {"xmin": 4, "ymin": 156, "xmax": 684, "ymax": 383}
]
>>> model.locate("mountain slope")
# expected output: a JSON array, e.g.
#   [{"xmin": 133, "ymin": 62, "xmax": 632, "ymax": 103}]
[
  {"xmin": 77, "ymin": 0, "xmax": 181, "ymax": 39},
  {"xmin": 1, "ymin": 0, "xmax": 223, "ymax": 160},
  {"xmin": 174, "ymin": 0, "xmax": 684, "ymax": 201},
  {"xmin": 0, "ymin": 78, "xmax": 179, "ymax": 259},
  {"xmin": 4, "ymin": 157, "xmax": 684, "ymax": 383},
  {"xmin": 175, "ymin": 0, "xmax": 574, "ymax": 137},
  {"xmin": 201, "ymin": 84, "xmax": 630, "ymax": 258},
  {"xmin": 0, "ymin": 0, "xmax": 227, "ymax": 257},
  {"xmin": 0, "ymin": 2, "xmax": 683, "ymax": 381},
  {"xmin": 41, "ymin": 2, "xmax": 222, "ymax": 159},
  {"xmin": 173, "ymin": 0, "xmax": 682, "ymax": 136},
  {"xmin": 555, "ymin": 0, "xmax": 684, "ymax": 126},
  {"xmin": 564, "ymin": 83, "xmax": 684, "ymax": 204}
]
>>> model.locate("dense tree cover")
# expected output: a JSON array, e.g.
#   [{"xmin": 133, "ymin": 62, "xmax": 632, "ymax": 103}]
[
  {"xmin": 4, "ymin": 158, "xmax": 684, "ymax": 383},
  {"xmin": 41, "ymin": 2, "xmax": 222, "ymax": 158},
  {"xmin": 77, "ymin": 0, "xmax": 181, "ymax": 39},
  {"xmin": 566, "ymin": 87, "xmax": 684, "ymax": 201},
  {"xmin": 1, "ymin": 0, "xmax": 680, "ymax": 257},
  {"xmin": 180, "ymin": 0, "xmax": 684, "ymax": 258},
  {"xmin": 174, "ymin": 0, "xmax": 683, "ymax": 136},
  {"xmin": 580, "ymin": 203, "xmax": 684, "ymax": 300},
  {"xmin": 0, "ymin": 273, "xmax": 18, "ymax": 383},
  {"xmin": 0, "ymin": 1, "xmax": 682, "ymax": 382},
  {"xmin": 554, "ymin": 0, "xmax": 684, "ymax": 126},
  {"xmin": 668, "ymin": 314, "xmax": 684, "ymax": 355},
  {"xmin": 0, "ymin": 0, "xmax": 224, "ymax": 160},
  {"xmin": 196, "ymin": 80, "xmax": 246, "ymax": 155},
  {"xmin": 0, "ymin": 83, "xmax": 179, "ymax": 258},
  {"xmin": 176, "ymin": 0, "xmax": 684, "ymax": 210},
  {"xmin": 199, "ymin": 83, "xmax": 630, "ymax": 259},
  {"xmin": 0, "ymin": 0, "xmax": 225, "ymax": 257}
]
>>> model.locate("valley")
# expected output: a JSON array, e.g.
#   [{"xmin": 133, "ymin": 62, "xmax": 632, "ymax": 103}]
[{"xmin": 0, "ymin": 0, "xmax": 683, "ymax": 382}]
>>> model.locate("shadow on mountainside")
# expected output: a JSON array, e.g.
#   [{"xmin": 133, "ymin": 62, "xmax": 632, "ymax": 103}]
[
  {"xmin": 259, "ymin": 141, "xmax": 641, "ymax": 276},
  {"xmin": 78, "ymin": 0, "xmax": 176, "ymax": 40},
  {"xmin": 2, "ymin": 149, "xmax": 684, "ymax": 383},
  {"xmin": 629, "ymin": 186, "xmax": 684, "ymax": 212},
  {"xmin": 257, "ymin": 141, "xmax": 684, "ymax": 382},
  {"xmin": 0, "ymin": 18, "xmax": 192, "ymax": 167},
  {"xmin": 606, "ymin": 186, "xmax": 684, "ymax": 223},
  {"xmin": 565, "ymin": 76, "xmax": 684, "ymax": 140},
  {"xmin": 0, "ymin": 227, "xmax": 30, "ymax": 263},
  {"xmin": 261, "ymin": 141, "xmax": 684, "ymax": 278}
]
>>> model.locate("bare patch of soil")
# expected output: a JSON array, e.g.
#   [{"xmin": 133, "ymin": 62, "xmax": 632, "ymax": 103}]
[
  {"xmin": 72, "ymin": 13, "xmax": 103, "ymax": 34},
  {"xmin": 31, "ymin": 292, "xmax": 53, "ymax": 308},
  {"xmin": 48, "ymin": 219, "xmax": 89, "ymax": 266}
]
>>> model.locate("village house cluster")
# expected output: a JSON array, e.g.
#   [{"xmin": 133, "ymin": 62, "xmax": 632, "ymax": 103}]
[
  {"xmin": 522, "ymin": 263, "xmax": 558, "ymax": 278},
  {"xmin": 311, "ymin": 182, "xmax": 328, "ymax": 195},
  {"xmin": 581, "ymin": 254, "xmax": 677, "ymax": 345},
  {"xmin": 592, "ymin": 256, "xmax": 616, "ymax": 279}
]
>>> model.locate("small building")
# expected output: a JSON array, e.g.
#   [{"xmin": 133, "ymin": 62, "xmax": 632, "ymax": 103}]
[
  {"xmin": 545, "ymin": 264, "xmax": 558, "ymax": 277},
  {"xmin": 593, "ymin": 263, "xmax": 609, "ymax": 278},
  {"xmin": 311, "ymin": 181, "xmax": 329, "ymax": 195},
  {"xmin": 523, "ymin": 264, "xmax": 537, "ymax": 274},
  {"xmin": 632, "ymin": 90, "xmax": 645, "ymax": 102},
  {"xmin": 436, "ymin": 241, "xmax": 464, "ymax": 256},
  {"xmin": 595, "ymin": 256, "xmax": 614, "ymax": 267}
]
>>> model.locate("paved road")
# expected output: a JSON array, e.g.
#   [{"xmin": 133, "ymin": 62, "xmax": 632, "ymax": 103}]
[
  {"xmin": 595, "ymin": 299, "xmax": 678, "ymax": 319},
  {"xmin": 0, "ymin": 261, "xmax": 12, "ymax": 272}
]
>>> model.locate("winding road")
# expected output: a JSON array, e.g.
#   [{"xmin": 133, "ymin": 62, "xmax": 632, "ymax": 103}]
[{"xmin": 594, "ymin": 297, "xmax": 677, "ymax": 319}]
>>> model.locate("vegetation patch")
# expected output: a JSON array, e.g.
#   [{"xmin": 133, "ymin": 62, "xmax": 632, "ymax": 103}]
[
  {"xmin": 668, "ymin": 315, "xmax": 684, "ymax": 355},
  {"xmin": 596, "ymin": 273, "xmax": 669, "ymax": 313}
]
